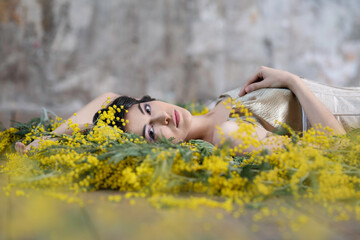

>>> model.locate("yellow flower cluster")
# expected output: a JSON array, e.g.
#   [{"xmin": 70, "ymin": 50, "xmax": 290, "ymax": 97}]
[
  {"xmin": 0, "ymin": 127, "xmax": 19, "ymax": 154},
  {"xmin": 95, "ymin": 102, "xmax": 129, "ymax": 129},
  {"xmin": 184, "ymin": 102, "xmax": 209, "ymax": 116},
  {"xmin": 0, "ymin": 99, "xmax": 360, "ymax": 224}
]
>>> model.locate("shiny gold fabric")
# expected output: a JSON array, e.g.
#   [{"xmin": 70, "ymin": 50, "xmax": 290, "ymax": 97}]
[
  {"xmin": 216, "ymin": 79, "xmax": 360, "ymax": 132},
  {"xmin": 217, "ymin": 88, "xmax": 303, "ymax": 132}
]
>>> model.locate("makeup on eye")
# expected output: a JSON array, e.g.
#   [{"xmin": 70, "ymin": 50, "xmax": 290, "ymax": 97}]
[
  {"xmin": 144, "ymin": 104, "xmax": 151, "ymax": 114},
  {"xmin": 148, "ymin": 126, "xmax": 155, "ymax": 141},
  {"xmin": 141, "ymin": 103, "xmax": 155, "ymax": 141},
  {"xmin": 142, "ymin": 124, "xmax": 155, "ymax": 142},
  {"xmin": 127, "ymin": 100, "xmax": 192, "ymax": 144}
]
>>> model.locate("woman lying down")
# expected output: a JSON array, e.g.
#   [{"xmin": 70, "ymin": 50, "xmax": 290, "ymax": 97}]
[{"xmin": 15, "ymin": 67, "xmax": 360, "ymax": 156}]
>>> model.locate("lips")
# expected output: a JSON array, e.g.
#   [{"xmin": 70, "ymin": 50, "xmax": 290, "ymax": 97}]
[{"xmin": 174, "ymin": 110, "xmax": 180, "ymax": 128}]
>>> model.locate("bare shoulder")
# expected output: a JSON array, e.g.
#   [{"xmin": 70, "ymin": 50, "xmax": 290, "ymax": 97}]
[
  {"xmin": 212, "ymin": 121, "xmax": 239, "ymax": 145},
  {"xmin": 212, "ymin": 121, "xmax": 269, "ymax": 146}
]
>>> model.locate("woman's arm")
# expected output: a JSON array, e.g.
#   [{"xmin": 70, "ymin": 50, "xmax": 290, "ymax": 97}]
[
  {"xmin": 15, "ymin": 92, "xmax": 120, "ymax": 154},
  {"xmin": 238, "ymin": 66, "xmax": 346, "ymax": 134},
  {"xmin": 53, "ymin": 92, "xmax": 120, "ymax": 135}
]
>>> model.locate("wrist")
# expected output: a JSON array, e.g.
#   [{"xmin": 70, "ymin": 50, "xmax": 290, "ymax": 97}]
[{"xmin": 287, "ymin": 74, "xmax": 303, "ymax": 92}]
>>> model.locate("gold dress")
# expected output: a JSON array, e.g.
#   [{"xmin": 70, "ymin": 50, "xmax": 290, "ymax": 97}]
[{"xmin": 216, "ymin": 79, "xmax": 360, "ymax": 133}]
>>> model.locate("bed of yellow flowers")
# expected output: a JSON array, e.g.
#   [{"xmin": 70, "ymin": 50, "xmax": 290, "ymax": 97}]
[{"xmin": 0, "ymin": 99, "xmax": 360, "ymax": 238}]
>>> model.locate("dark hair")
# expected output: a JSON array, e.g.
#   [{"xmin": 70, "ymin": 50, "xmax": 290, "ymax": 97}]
[{"xmin": 92, "ymin": 95, "xmax": 155, "ymax": 131}]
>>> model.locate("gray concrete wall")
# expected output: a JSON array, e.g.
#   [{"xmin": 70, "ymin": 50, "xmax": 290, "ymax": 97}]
[{"xmin": 1, "ymin": 0, "xmax": 360, "ymax": 127}]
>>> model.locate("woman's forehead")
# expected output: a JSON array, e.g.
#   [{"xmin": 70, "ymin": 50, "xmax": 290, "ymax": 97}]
[
  {"xmin": 124, "ymin": 103, "xmax": 147, "ymax": 134},
  {"xmin": 126, "ymin": 103, "xmax": 143, "ymax": 121}
]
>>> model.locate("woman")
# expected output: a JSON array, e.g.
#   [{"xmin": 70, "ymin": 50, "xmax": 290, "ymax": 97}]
[{"xmin": 15, "ymin": 67, "xmax": 359, "ymax": 155}]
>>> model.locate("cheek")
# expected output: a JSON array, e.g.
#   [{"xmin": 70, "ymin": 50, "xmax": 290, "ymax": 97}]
[{"xmin": 158, "ymin": 127, "xmax": 185, "ymax": 142}]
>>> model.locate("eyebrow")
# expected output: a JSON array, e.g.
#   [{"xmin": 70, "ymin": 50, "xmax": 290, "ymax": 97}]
[
  {"xmin": 138, "ymin": 104, "xmax": 146, "ymax": 139},
  {"xmin": 138, "ymin": 103, "xmax": 144, "ymax": 115}
]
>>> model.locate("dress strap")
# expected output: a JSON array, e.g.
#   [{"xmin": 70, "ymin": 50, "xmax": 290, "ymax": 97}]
[{"xmin": 302, "ymin": 108, "xmax": 308, "ymax": 132}]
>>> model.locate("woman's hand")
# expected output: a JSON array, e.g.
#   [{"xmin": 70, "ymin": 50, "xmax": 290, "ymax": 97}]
[
  {"xmin": 15, "ymin": 138, "xmax": 43, "ymax": 155},
  {"xmin": 238, "ymin": 66, "xmax": 300, "ymax": 97},
  {"xmin": 15, "ymin": 142, "xmax": 30, "ymax": 155},
  {"xmin": 238, "ymin": 66, "xmax": 345, "ymax": 134},
  {"xmin": 15, "ymin": 136, "xmax": 51, "ymax": 155}
]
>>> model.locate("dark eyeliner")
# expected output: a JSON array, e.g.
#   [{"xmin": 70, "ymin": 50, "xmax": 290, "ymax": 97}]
[
  {"xmin": 148, "ymin": 126, "xmax": 155, "ymax": 141},
  {"xmin": 143, "ymin": 104, "xmax": 154, "ymax": 141},
  {"xmin": 144, "ymin": 104, "xmax": 151, "ymax": 114}
]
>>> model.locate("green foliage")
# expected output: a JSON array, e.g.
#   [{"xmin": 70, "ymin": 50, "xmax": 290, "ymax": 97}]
[
  {"xmin": 4, "ymin": 108, "xmax": 360, "ymax": 203},
  {"xmin": 11, "ymin": 108, "xmax": 57, "ymax": 139}
]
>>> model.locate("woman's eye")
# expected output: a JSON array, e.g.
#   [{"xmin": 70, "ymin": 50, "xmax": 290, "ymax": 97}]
[
  {"xmin": 148, "ymin": 127, "xmax": 155, "ymax": 141},
  {"xmin": 145, "ymin": 104, "xmax": 151, "ymax": 114}
]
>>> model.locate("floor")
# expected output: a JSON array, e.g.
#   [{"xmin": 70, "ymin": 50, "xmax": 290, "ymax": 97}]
[{"xmin": 1, "ymin": 158, "xmax": 360, "ymax": 240}]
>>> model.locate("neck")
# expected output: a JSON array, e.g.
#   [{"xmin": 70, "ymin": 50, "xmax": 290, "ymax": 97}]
[
  {"xmin": 184, "ymin": 98, "xmax": 232, "ymax": 143},
  {"xmin": 184, "ymin": 112, "xmax": 216, "ymax": 142}
]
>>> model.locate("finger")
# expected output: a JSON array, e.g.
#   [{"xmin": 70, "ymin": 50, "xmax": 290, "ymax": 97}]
[
  {"xmin": 238, "ymin": 87, "xmax": 246, "ymax": 97},
  {"xmin": 20, "ymin": 144, "xmax": 25, "ymax": 155},
  {"xmin": 246, "ymin": 67, "xmax": 264, "ymax": 85},
  {"xmin": 16, "ymin": 142, "xmax": 26, "ymax": 155},
  {"xmin": 15, "ymin": 142, "xmax": 23, "ymax": 154},
  {"xmin": 239, "ymin": 81, "xmax": 254, "ymax": 96},
  {"xmin": 244, "ymin": 81, "xmax": 267, "ymax": 94},
  {"xmin": 20, "ymin": 143, "xmax": 25, "ymax": 155},
  {"xmin": 239, "ymin": 67, "xmax": 264, "ymax": 97}
]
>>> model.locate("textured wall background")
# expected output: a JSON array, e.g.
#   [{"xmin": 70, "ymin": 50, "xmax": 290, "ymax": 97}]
[{"xmin": 0, "ymin": 0, "xmax": 360, "ymax": 127}]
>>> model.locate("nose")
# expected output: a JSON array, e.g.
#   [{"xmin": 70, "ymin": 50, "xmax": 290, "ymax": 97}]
[{"xmin": 150, "ymin": 112, "xmax": 171, "ymax": 125}]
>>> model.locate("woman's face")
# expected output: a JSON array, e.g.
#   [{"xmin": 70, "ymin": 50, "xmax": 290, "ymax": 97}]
[{"xmin": 125, "ymin": 101, "xmax": 193, "ymax": 143}]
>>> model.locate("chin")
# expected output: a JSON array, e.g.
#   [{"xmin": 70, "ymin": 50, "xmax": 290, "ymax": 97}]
[
  {"xmin": 181, "ymin": 108, "xmax": 192, "ymax": 123},
  {"xmin": 180, "ymin": 111, "xmax": 192, "ymax": 132}
]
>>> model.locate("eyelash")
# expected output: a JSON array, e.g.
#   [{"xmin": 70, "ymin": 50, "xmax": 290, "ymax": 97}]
[
  {"xmin": 144, "ymin": 104, "xmax": 155, "ymax": 141},
  {"xmin": 148, "ymin": 127, "xmax": 155, "ymax": 141},
  {"xmin": 145, "ymin": 104, "xmax": 151, "ymax": 114}
]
